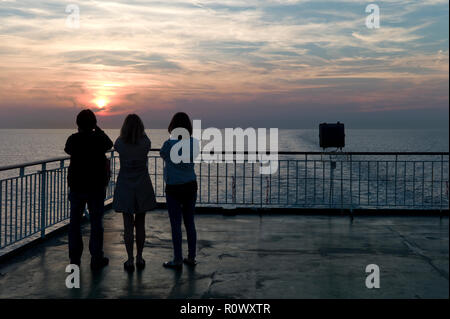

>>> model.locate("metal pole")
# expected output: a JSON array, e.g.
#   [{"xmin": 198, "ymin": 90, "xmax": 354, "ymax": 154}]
[
  {"xmin": 208, "ymin": 164, "xmax": 211, "ymax": 204},
  {"xmin": 287, "ymin": 161, "xmax": 290, "ymax": 205},
  {"xmin": 40, "ymin": 163, "xmax": 47, "ymax": 238},
  {"xmin": 329, "ymin": 159, "xmax": 334, "ymax": 206},
  {"xmin": 440, "ymin": 155, "xmax": 444, "ymax": 208},
  {"xmin": 15, "ymin": 177, "xmax": 18, "ymax": 241},
  {"xmin": 278, "ymin": 160, "xmax": 281, "ymax": 204},
  {"xmin": 358, "ymin": 161, "xmax": 361, "ymax": 206},
  {"xmin": 0, "ymin": 180, "xmax": 2, "ymax": 248},
  {"xmin": 20, "ymin": 167, "xmax": 24, "ymax": 240},
  {"xmin": 421, "ymin": 161, "xmax": 425, "ymax": 207},
  {"xmin": 394, "ymin": 155, "xmax": 398, "ymax": 206},
  {"xmin": 304, "ymin": 155, "xmax": 307, "ymax": 205},
  {"xmin": 385, "ymin": 161, "xmax": 388, "ymax": 206},
  {"xmin": 413, "ymin": 162, "xmax": 416, "ymax": 206},
  {"xmin": 242, "ymin": 162, "xmax": 245, "ymax": 204},
  {"xmin": 376, "ymin": 161, "xmax": 379, "ymax": 207},
  {"xmin": 340, "ymin": 160, "xmax": 343, "ymax": 209},
  {"xmin": 295, "ymin": 161, "xmax": 299, "ymax": 205},
  {"xmin": 367, "ymin": 161, "xmax": 370, "ymax": 206},
  {"xmin": 403, "ymin": 161, "xmax": 406, "ymax": 206},
  {"xmin": 313, "ymin": 160, "xmax": 316, "ymax": 204},
  {"xmin": 199, "ymin": 162, "xmax": 202, "ymax": 204},
  {"xmin": 350, "ymin": 155, "xmax": 353, "ymax": 209},
  {"xmin": 217, "ymin": 162, "xmax": 219, "ymax": 204},
  {"xmin": 431, "ymin": 161, "xmax": 434, "ymax": 207},
  {"xmin": 224, "ymin": 162, "xmax": 227, "ymax": 204},
  {"xmin": 251, "ymin": 162, "xmax": 254, "ymax": 204}
]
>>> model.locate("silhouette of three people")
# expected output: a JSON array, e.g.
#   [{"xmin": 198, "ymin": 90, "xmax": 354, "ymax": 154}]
[{"xmin": 65, "ymin": 110, "xmax": 198, "ymax": 272}]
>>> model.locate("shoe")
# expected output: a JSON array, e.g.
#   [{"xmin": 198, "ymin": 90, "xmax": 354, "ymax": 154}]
[
  {"xmin": 136, "ymin": 258, "xmax": 146, "ymax": 271},
  {"xmin": 124, "ymin": 260, "xmax": 135, "ymax": 273},
  {"xmin": 183, "ymin": 258, "xmax": 197, "ymax": 266},
  {"xmin": 163, "ymin": 260, "xmax": 182, "ymax": 269},
  {"xmin": 90, "ymin": 257, "xmax": 109, "ymax": 271}
]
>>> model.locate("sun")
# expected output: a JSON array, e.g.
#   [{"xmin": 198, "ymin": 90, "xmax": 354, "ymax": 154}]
[{"xmin": 95, "ymin": 98, "xmax": 108, "ymax": 108}]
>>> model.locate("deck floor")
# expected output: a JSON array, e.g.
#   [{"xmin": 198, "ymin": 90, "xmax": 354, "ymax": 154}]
[{"xmin": 0, "ymin": 210, "xmax": 448, "ymax": 299}]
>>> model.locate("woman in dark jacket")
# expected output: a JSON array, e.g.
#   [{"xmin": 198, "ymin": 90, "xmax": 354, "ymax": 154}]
[
  {"xmin": 160, "ymin": 112, "xmax": 199, "ymax": 269},
  {"xmin": 113, "ymin": 114, "xmax": 156, "ymax": 272}
]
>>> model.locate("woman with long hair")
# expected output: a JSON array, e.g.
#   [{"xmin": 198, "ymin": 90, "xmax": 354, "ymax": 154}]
[
  {"xmin": 113, "ymin": 114, "xmax": 156, "ymax": 272},
  {"xmin": 160, "ymin": 112, "xmax": 199, "ymax": 269}
]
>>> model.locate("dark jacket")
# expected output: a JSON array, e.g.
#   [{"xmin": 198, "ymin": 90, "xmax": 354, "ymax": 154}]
[{"xmin": 64, "ymin": 128, "xmax": 113, "ymax": 193}]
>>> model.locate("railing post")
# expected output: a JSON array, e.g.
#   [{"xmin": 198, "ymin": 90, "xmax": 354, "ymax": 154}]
[
  {"xmin": 40, "ymin": 163, "xmax": 47, "ymax": 238},
  {"xmin": 19, "ymin": 167, "xmax": 24, "ymax": 240},
  {"xmin": 394, "ymin": 155, "xmax": 398, "ymax": 206},
  {"xmin": 330, "ymin": 157, "xmax": 335, "ymax": 206},
  {"xmin": 350, "ymin": 155, "xmax": 353, "ymax": 209},
  {"xmin": 109, "ymin": 150, "xmax": 115, "ymax": 198},
  {"xmin": 232, "ymin": 175, "xmax": 236, "ymax": 204},
  {"xmin": 0, "ymin": 180, "xmax": 2, "ymax": 248}
]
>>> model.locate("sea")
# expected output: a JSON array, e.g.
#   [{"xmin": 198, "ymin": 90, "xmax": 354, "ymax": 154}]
[{"xmin": 0, "ymin": 129, "xmax": 448, "ymax": 167}]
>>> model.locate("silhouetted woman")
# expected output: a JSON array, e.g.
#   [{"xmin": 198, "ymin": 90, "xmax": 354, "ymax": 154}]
[
  {"xmin": 160, "ymin": 112, "xmax": 199, "ymax": 269},
  {"xmin": 113, "ymin": 114, "xmax": 156, "ymax": 272}
]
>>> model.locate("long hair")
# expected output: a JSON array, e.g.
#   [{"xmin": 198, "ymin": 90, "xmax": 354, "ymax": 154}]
[
  {"xmin": 120, "ymin": 114, "xmax": 145, "ymax": 144},
  {"xmin": 168, "ymin": 112, "xmax": 193, "ymax": 136}
]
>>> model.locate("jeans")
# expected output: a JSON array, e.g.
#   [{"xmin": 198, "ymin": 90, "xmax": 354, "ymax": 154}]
[
  {"xmin": 166, "ymin": 192, "xmax": 197, "ymax": 262},
  {"xmin": 68, "ymin": 190, "xmax": 105, "ymax": 263}
]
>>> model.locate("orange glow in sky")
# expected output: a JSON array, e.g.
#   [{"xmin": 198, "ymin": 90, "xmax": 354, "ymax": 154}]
[{"xmin": 95, "ymin": 98, "xmax": 108, "ymax": 108}]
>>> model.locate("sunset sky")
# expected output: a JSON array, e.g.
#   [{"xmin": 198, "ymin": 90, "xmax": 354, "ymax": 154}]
[{"xmin": 0, "ymin": 0, "xmax": 448, "ymax": 128}]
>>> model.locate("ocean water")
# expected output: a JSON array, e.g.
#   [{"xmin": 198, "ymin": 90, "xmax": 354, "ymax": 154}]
[{"xmin": 0, "ymin": 129, "xmax": 448, "ymax": 168}]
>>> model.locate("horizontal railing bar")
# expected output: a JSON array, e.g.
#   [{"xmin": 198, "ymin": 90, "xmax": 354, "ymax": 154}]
[
  {"xmin": 196, "ymin": 151, "xmax": 449, "ymax": 156},
  {"xmin": 0, "ymin": 156, "xmax": 69, "ymax": 172}
]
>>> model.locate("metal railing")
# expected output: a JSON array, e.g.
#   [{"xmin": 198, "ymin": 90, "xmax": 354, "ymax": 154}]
[
  {"xmin": 0, "ymin": 150, "xmax": 448, "ymax": 250},
  {"xmin": 0, "ymin": 153, "xmax": 117, "ymax": 250}
]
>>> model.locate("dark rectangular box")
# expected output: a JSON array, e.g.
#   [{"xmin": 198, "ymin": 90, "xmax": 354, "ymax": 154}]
[{"xmin": 319, "ymin": 122, "xmax": 345, "ymax": 149}]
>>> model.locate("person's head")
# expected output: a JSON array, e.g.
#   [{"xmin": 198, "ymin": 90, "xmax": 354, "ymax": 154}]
[
  {"xmin": 76, "ymin": 109, "xmax": 97, "ymax": 132},
  {"xmin": 120, "ymin": 114, "xmax": 145, "ymax": 144},
  {"xmin": 168, "ymin": 112, "xmax": 192, "ymax": 138}
]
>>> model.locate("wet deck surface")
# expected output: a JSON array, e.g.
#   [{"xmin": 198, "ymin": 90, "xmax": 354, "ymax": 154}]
[{"xmin": 0, "ymin": 210, "xmax": 448, "ymax": 299}]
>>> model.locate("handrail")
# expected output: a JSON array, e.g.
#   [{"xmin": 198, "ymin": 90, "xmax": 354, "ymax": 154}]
[
  {"xmin": 0, "ymin": 156, "xmax": 70, "ymax": 172},
  {"xmin": 0, "ymin": 149, "xmax": 448, "ymax": 172}
]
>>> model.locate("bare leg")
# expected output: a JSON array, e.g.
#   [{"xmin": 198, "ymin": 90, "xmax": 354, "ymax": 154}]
[
  {"xmin": 134, "ymin": 213, "xmax": 146, "ymax": 262},
  {"xmin": 122, "ymin": 213, "xmax": 135, "ymax": 264}
]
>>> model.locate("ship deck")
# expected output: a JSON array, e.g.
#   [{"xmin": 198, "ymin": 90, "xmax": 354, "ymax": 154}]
[{"xmin": 0, "ymin": 209, "xmax": 448, "ymax": 299}]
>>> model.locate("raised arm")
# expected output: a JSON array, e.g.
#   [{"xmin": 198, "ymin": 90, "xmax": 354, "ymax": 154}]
[{"xmin": 95, "ymin": 126, "xmax": 113, "ymax": 152}]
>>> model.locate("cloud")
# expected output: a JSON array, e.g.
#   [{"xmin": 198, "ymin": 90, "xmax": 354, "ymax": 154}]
[{"xmin": 0, "ymin": 0, "xmax": 448, "ymax": 128}]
